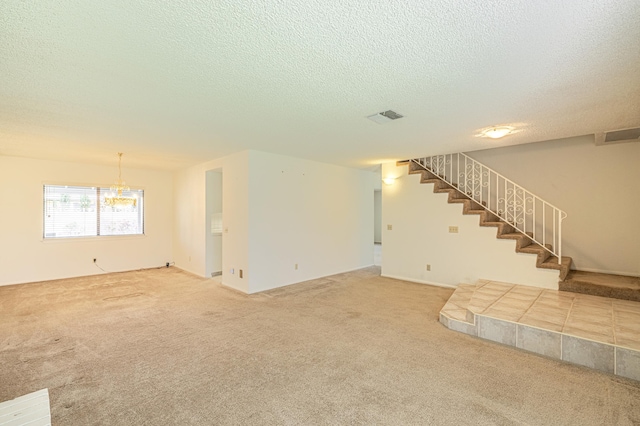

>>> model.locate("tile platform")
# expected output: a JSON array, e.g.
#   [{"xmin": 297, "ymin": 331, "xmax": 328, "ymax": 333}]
[{"xmin": 440, "ymin": 280, "xmax": 640, "ymax": 382}]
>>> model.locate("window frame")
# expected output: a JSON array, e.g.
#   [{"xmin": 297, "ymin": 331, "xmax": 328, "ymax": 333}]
[{"xmin": 42, "ymin": 183, "xmax": 145, "ymax": 240}]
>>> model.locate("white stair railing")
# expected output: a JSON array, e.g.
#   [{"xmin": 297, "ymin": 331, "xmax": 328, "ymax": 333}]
[{"xmin": 411, "ymin": 153, "xmax": 567, "ymax": 263}]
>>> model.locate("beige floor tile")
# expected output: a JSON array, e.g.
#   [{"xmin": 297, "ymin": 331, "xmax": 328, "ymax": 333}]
[
  {"xmin": 484, "ymin": 281, "xmax": 515, "ymax": 289},
  {"xmin": 472, "ymin": 292, "xmax": 503, "ymax": 300},
  {"xmin": 503, "ymin": 294, "xmax": 539, "ymax": 303},
  {"xmin": 522, "ymin": 310, "xmax": 567, "ymax": 326},
  {"xmin": 537, "ymin": 299, "xmax": 575, "ymax": 309},
  {"xmin": 443, "ymin": 308, "xmax": 468, "ymax": 322},
  {"xmin": 467, "ymin": 300, "xmax": 496, "ymax": 309},
  {"xmin": 562, "ymin": 326, "xmax": 615, "ymax": 344},
  {"xmin": 612, "ymin": 300, "xmax": 640, "ymax": 313},
  {"xmin": 493, "ymin": 298, "xmax": 536, "ymax": 309},
  {"xmin": 613, "ymin": 311, "xmax": 640, "ymax": 325},
  {"xmin": 481, "ymin": 289, "xmax": 512, "ymax": 297},
  {"xmin": 518, "ymin": 316, "xmax": 564, "ymax": 332},
  {"xmin": 614, "ymin": 326, "xmax": 640, "ymax": 339},
  {"xmin": 613, "ymin": 308, "xmax": 640, "ymax": 318},
  {"xmin": 484, "ymin": 306, "xmax": 525, "ymax": 322},
  {"xmin": 527, "ymin": 303, "xmax": 570, "ymax": 316},
  {"xmin": 449, "ymin": 294, "xmax": 471, "ymax": 304},
  {"xmin": 541, "ymin": 290, "xmax": 576, "ymax": 300},
  {"xmin": 568, "ymin": 311, "xmax": 613, "ymax": 326},
  {"xmin": 615, "ymin": 337, "xmax": 640, "ymax": 351},
  {"xmin": 467, "ymin": 305, "xmax": 491, "ymax": 315},
  {"xmin": 458, "ymin": 283, "xmax": 476, "ymax": 289},
  {"xmin": 507, "ymin": 287, "xmax": 543, "ymax": 296},
  {"xmin": 469, "ymin": 294, "xmax": 503, "ymax": 306},
  {"xmin": 535, "ymin": 299, "xmax": 573, "ymax": 310},
  {"xmin": 613, "ymin": 320, "xmax": 640, "ymax": 334},
  {"xmin": 563, "ymin": 320, "xmax": 613, "ymax": 336},
  {"xmin": 570, "ymin": 306, "xmax": 612, "ymax": 318},
  {"xmin": 573, "ymin": 296, "xmax": 613, "ymax": 309}
]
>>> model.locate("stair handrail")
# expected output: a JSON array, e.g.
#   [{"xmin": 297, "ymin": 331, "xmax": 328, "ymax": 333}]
[{"xmin": 411, "ymin": 153, "xmax": 567, "ymax": 264}]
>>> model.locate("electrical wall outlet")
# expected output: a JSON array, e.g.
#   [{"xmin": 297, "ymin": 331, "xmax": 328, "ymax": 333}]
[
  {"xmin": 230, "ymin": 268, "xmax": 234, "ymax": 274},
  {"xmin": 426, "ymin": 264, "xmax": 431, "ymax": 271},
  {"xmin": 449, "ymin": 226, "xmax": 459, "ymax": 233},
  {"xmin": 387, "ymin": 224, "xmax": 393, "ymax": 230},
  {"xmin": 295, "ymin": 264, "xmax": 298, "ymax": 270}
]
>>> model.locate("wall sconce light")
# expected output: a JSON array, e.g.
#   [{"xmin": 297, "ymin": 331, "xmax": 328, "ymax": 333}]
[{"xmin": 383, "ymin": 177, "xmax": 396, "ymax": 185}]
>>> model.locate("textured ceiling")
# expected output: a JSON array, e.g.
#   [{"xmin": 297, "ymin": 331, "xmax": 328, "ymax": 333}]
[{"xmin": 1, "ymin": 0, "xmax": 639, "ymax": 171}]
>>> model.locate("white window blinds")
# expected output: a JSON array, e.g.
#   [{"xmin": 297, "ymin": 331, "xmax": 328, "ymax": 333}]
[{"xmin": 43, "ymin": 185, "xmax": 144, "ymax": 239}]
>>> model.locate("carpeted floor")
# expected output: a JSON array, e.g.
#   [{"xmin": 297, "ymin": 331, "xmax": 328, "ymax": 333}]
[{"xmin": 1, "ymin": 267, "xmax": 639, "ymax": 425}]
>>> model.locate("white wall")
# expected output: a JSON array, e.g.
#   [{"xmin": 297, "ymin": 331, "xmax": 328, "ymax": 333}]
[
  {"xmin": 246, "ymin": 151, "xmax": 376, "ymax": 293},
  {"xmin": 0, "ymin": 155, "xmax": 173, "ymax": 286},
  {"xmin": 173, "ymin": 150, "xmax": 376, "ymax": 294},
  {"xmin": 374, "ymin": 190, "xmax": 382, "ymax": 244},
  {"xmin": 173, "ymin": 151, "xmax": 250, "ymax": 293},
  {"xmin": 381, "ymin": 161, "xmax": 560, "ymax": 289},
  {"xmin": 469, "ymin": 135, "xmax": 640, "ymax": 276}
]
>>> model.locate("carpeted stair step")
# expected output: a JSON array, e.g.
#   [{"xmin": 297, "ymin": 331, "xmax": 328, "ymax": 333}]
[
  {"xmin": 501, "ymin": 232, "xmax": 533, "ymax": 249},
  {"xmin": 517, "ymin": 243, "xmax": 553, "ymax": 264},
  {"xmin": 539, "ymin": 256, "xmax": 572, "ymax": 280},
  {"xmin": 484, "ymin": 221, "xmax": 515, "ymax": 236},
  {"xmin": 559, "ymin": 271, "xmax": 640, "ymax": 302}
]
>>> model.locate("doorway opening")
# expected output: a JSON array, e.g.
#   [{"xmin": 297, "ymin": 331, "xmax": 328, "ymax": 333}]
[
  {"xmin": 206, "ymin": 169, "xmax": 223, "ymax": 279},
  {"xmin": 374, "ymin": 189, "xmax": 382, "ymax": 266}
]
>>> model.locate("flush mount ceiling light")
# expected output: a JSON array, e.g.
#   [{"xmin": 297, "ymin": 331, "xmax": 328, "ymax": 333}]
[
  {"xmin": 104, "ymin": 153, "xmax": 137, "ymax": 207},
  {"xmin": 480, "ymin": 126, "xmax": 515, "ymax": 139},
  {"xmin": 367, "ymin": 110, "xmax": 404, "ymax": 124}
]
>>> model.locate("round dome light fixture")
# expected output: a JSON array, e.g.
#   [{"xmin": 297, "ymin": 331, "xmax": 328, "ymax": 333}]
[{"xmin": 481, "ymin": 126, "xmax": 514, "ymax": 139}]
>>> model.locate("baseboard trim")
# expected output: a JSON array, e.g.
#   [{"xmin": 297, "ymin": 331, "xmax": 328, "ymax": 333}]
[
  {"xmin": 380, "ymin": 273, "xmax": 457, "ymax": 289},
  {"xmin": 248, "ymin": 264, "xmax": 378, "ymax": 294},
  {"xmin": 220, "ymin": 281, "xmax": 249, "ymax": 294}
]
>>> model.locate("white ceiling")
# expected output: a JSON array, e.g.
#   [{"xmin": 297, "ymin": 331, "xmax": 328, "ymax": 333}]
[{"xmin": 1, "ymin": 0, "xmax": 639, "ymax": 171}]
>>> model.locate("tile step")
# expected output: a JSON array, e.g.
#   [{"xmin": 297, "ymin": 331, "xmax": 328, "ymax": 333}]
[{"xmin": 439, "ymin": 280, "xmax": 640, "ymax": 382}]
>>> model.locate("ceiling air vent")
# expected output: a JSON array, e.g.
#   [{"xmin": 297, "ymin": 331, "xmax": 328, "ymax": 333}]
[
  {"xmin": 367, "ymin": 110, "xmax": 404, "ymax": 124},
  {"xmin": 595, "ymin": 127, "xmax": 640, "ymax": 146}
]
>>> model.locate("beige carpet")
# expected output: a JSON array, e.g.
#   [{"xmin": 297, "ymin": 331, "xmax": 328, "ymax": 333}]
[{"xmin": 1, "ymin": 267, "xmax": 639, "ymax": 425}]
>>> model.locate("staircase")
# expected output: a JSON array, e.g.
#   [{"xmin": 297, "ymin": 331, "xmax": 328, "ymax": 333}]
[{"xmin": 403, "ymin": 153, "xmax": 572, "ymax": 280}]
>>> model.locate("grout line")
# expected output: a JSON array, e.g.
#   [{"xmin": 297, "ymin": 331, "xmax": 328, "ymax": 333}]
[
  {"xmin": 561, "ymin": 294, "xmax": 576, "ymax": 333},
  {"xmin": 482, "ymin": 285, "xmax": 515, "ymax": 314},
  {"xmin": 518, "ymin": 290, "xmax": 544, "ymax": 322},
  {"xmin": 611, "ymin": 300, "xmax": 617, "ymax": 345}
]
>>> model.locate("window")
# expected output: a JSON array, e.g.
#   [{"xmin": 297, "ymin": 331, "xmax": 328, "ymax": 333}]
[{"xmin": 43, "ymin": 185, "xmax": 144, "ymax": 239}]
